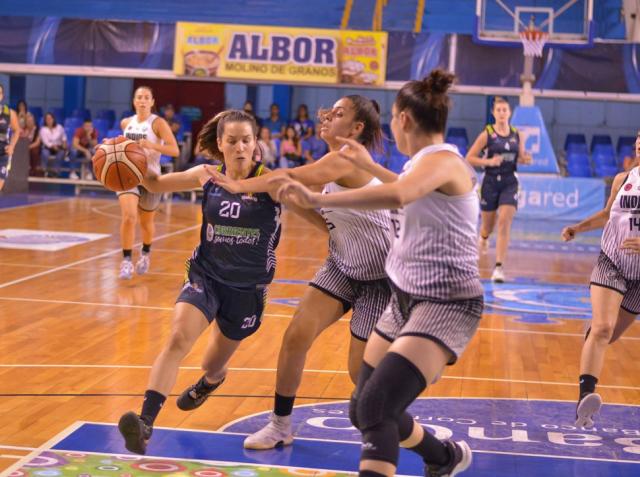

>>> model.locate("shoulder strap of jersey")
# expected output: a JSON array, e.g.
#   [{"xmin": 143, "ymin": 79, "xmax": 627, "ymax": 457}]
[
  {"xmin": 2, "ymin": 105, "xmax": 9, "ymax": 116},
  {"xmin": 253, "ymin": 163, "xmax": 265, "ymax": 177},
  {"xmin": 485, "ymin": 124, "xmax": 494, "ymax": 135},
  {"xmin": 510, "ymin": 125, "xmax": 518, "ymax": 134}
]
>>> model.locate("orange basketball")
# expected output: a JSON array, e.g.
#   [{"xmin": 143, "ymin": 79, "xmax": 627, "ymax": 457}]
[{"xmin": 92, "ymin": 136, "xmax": 148, "ymax": 192}]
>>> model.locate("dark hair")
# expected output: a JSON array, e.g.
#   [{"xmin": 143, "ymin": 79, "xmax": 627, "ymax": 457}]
[
  {"xmin": 492, "ymin": 96, "xmax": 510, "ymax": 109},
  {"xmin": 198, "ymin": 109, "xmax": 259, "ymax": 161},
  {"xmin": 44, "ymin": 112, "xmax": 57, "ymax": 127},
  {"xmin": 134, "ymin": 85, "xmax": 154, "ymax": 98},
  {"xmin": 317, "ymin": 95, "xmax": 382, "ymax": 151},
  {"xmin": 17, "ymin": 100, "xmax": 27, "ymax": 112},
  {"xmin": 395, "ymin": 69, "xmax": 455, "ymax": 135},
  {"xmin": 285, "ymin": 125, "xmax": 300, "ymax": 147},
  {"xmin": 297, "ymin": 104, "xmax": 309, "ymax": 119}
]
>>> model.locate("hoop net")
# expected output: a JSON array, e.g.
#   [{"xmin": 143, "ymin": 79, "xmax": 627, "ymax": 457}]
[{"xmin": 520, "ymin": 28, "xmax": 548, "ymax": 57}]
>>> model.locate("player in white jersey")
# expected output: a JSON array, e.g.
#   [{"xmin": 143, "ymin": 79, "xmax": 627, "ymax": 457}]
[
  {"xmin": 275, "ymin": 70, "xmax": 481, "ymax": 477},
  {"xmin": 117, "ymin": 86, "xmax": 179, "ymax": 280},
  {"xmin": 189, "ymin": 95, "xmax": 392, "ymax": 450},
  {"xmin": 562, "ymin": 133, "xmax": 640, "ymax": 428}
]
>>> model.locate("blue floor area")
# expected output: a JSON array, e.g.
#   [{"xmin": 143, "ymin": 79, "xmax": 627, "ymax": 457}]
[
  {"xmin": 52, "ymin": 421, "xmax": 640, "ymax": 476},
  {"xmin": 0, "ymin": 193, "xmax": 70, "ymax": 209}
]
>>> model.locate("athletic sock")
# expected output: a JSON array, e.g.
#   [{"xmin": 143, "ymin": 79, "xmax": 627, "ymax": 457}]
[
  {"xmin": 274, "ymin": 392, "xmax": 295, "ymax": 417},
  {"xmin": 579, "ymin": 374, "xmax": 598, "ymax": 401},
  {"xmin": 140, "ymin": 390, "xmax": 166, "ymax": 427},
  {"xmin": 398, "ymin": 412, "xmax": 450, "ymax": 466},
  {"xmin": 123, "ymin": 249, "xmax": 132, "ymax": 259},
  {"xmin": 142, "ymin": 243, "xmax": 151, "ymax": 254}
]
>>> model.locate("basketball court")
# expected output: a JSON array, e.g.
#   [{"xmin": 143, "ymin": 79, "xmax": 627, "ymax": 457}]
[{"xmin": 0, "ymin": 1, "xmax": 639, "ymax": 476}]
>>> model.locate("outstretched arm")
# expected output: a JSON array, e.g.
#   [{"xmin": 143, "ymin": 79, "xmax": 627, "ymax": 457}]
[
  {"xmin": 143, "ymin": 164, "xmax": 208, "ymax": 193},
  {"xmin": 335, "ymin": 136, "xmax": 398, "ymax": 183},
  {"xmin": 561, "ymin": 171, "xmax": 627, "ymax": 241}
]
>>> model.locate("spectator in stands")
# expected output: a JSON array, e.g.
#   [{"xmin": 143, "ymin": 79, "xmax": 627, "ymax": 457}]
[
  {"xmin": 71, "ymin": 119, "xmax": 99, "ymax": 179},
  {"xmin": 39, "ymin": 112, "xmax": 67, "ymax": 177},
  {"xmin": 162, "ymin": 104, "xmax": 182, "ymax": 137},
  {"xmin": 280, "ymin": 125, "xmax": 303, "ymax": 168},
  {"xmin": 263, "ymin": 103, "xmax": 286, "ymax": 139},
  {"xmin": 303, "ymin": 125, "xmax": 328, "ymax": 163},
  {"xmin": 243, "ymin": 100, "xmax": 261, "ymax": 127},
  {"xmin": 20, "ymin": 112, "xmax": 41, "ymax": 176},
  {"xmin": 291, "ymin": 104, "xmax": 314, "ymax": 139},
  {"xmin": 258, "ymin": 126, "xmax": 278, "ymax": 168},
  {"xmin": 16, "ymin": 100, "xmax": 27, "ymax": 129}
]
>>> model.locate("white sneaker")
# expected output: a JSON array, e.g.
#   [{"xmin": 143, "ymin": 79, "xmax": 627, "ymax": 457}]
[
  {"xmin": 243, "ymin": 413, "xmax": 294, "ymax": 450},
  {"xmin": 575, "ymin": 393, "xmax": 602, "ymax": 428},
  {"xmin": 119, "ymin": 259, "xmax": 134, "ymax": 280},
  {"xmin": 491, "ymin": 265, "xmax": 505, "ymax": 283},
  {"xmin": 478, "ymin": 236, "xmax": 489, "ymax": 253},
  {"xmin": 135, "ymin": 253, "xmax": 150, "ymax": 275},
  {"xmin": 69, "ymin": 171, "xmax": 79, "ymax": 180}
]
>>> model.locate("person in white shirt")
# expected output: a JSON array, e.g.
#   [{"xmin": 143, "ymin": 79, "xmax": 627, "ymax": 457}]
[{"xmin": 39, "ymin": 112, "xmax": 67, "ymax": 176}]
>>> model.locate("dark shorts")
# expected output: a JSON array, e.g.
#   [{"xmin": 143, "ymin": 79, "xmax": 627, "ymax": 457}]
[
  {"xmin": 0, "ymin": 154, "xmax": 10, "ymax": 180},
  {"xmin": 480, "ymin": 174, "xmax": 519, "ymax": 212},
  {"xmin": 310, "ymin": 256, "xmax": 391, "ymax": 341},
  {"xmin": 176, "ymin": 259, "xmax": 267, "ymax": 340},
  {"xmin": 375, "ymin": 283, "xmax": 483, "ymax": 365},
  {"xmin": 590, "ymin": 251, "xmax": 640, "ymax": 314}
]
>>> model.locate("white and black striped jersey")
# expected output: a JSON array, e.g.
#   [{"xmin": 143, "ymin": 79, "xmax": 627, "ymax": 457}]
[
  {"xmin": 320, "ymin": 178, "xmax": 391, "ymax": 281},
  {"xmin": 602, "ymin": 166, "xmax": 640, "ymax": 279},
  {"xmin": 124, "ymin": 113, "xmax": 162, "ymax": 174},
  {"xmin": 385, "ymin": 144, "xmax": 483, "ymax": 300}
]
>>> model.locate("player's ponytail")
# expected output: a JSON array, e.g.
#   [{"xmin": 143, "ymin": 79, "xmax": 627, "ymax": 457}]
[{"xmin": 395, "ymin": 68, "xmax": 455, "ymax": 134}]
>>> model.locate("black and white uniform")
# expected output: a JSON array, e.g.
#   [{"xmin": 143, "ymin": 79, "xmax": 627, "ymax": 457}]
[
  {"xmin": 177, "ymin": 164, "xmax": 282, "ymax": 340},
  {"xmin": 591, "ymin": 167, "xmax": 640, "ymax": 314},
  {"xmin": 376, "ymin": 144, "xmax": 484, "ymax": 364},
  {"xmin": 311, "ymin": 178, "xmax": 392, "ymax": 341},
  {"xmin": 480, "ymin": 124, "xmax": 520, "ymax": 212},
  {"xmin": 0, "ymin": 105, "xmax": 11, "ymax": 181},
  {"xmin": 118, "ymin": 114, "xmax": 163, "ymax": 211}
]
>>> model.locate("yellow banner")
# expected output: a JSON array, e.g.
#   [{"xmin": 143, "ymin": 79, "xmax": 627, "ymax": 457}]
[{"xmin": 174, "ymin": 23, "xmax": 387, "ymax": 86}]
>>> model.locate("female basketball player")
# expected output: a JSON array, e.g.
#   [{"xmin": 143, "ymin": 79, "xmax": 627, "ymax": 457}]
[
  {"xmin": 466, "ymin": 97, "xmax": 532, "ymax": 283},
  {"xmin": 561, "ymin": 133, "xmax": 640, "ymax": 428},
  {"xmin": 118, "ymin": 86, "xmax": 179, "ymax": 280},
  {"xmin": 274, "ymin": 70, "xmax": 480, "ymax": 477},
  {"xmin": 117, "ymin": 110, "xmax": 324, "ymax": 455},
  {"xmin": 0, "ymin": 85, "xmax": 21, "ymax": 191},
  {"xmin": 185, "ymin": 95, "xmax": 392, "ymax": 451}
]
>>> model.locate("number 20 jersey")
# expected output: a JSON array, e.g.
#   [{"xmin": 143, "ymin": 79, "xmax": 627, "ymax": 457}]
[
  {"xmin": 602, "ymin": 166, "xmax": 640, "ymax": 279},
  {"xmin": 191, "ymin": 164, "xmax": 282, "ymax": 287}
]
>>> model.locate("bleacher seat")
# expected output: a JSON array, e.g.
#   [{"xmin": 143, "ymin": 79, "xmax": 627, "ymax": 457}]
[
  {"xmin": 96, "ymin": 109, "xmax": 116, "ymax": 129},
  {"xmin": 107, "ymin": 128, "xmax": 123, "ymax": 138},
  {"xmin": 48, "ymin": 107, "xmax": 65, "ymax": 125},
  {"xmin": 566, "ymin": 143, "xmax": 588, "ymax": 154},
  {"xmin": 381, "ymin": 123, "xmax": 392, "ymax": 140},
  {"xmin": 120, "ymin": 110, "xmax": 134, "ymax": 121},
  {"xmin": 594, "ymin": 163, "xmax": 618, "ymax": 177},
  {"xmin": 567, "ymin": 162, "xmax": 591, "ymax": 177},
  {"xmin": 72, "ymin": 108, "xmax": 91, "ymax": 121},
  {"xmin": 566, "ymin": 151, "xmax": 590, "ymax": 165},
  {"xmin": 446, "ymin": 127, "xmax": 468, "ymax": 142},
  {"xmin": 564, "ymin": 133, "xmax": 587, "ymax": 151},
  {"xmin": 591, "ymin": 134, "xmax": 613, "ymax": 152},
  {"xmin": 64, "ymin": 117, "xmax": 83, "ymax": 131},
  {"xmin": 92, "ymin": 118, "xmax": 110, "ymax": 140},
  {"xmin": 64, "ymin": 126, "xmax": 75, "ymax": 144},
  {"xmin": 617, "ymin": 136, "xmax": 636, "ymax": 155},
  {"xmin": 592, "ymin": 152, "xmax": 616, "ymax": 168}
]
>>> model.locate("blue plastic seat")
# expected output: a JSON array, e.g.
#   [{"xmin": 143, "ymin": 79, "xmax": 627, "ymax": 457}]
[
  {"xmin": 594, "ymin": 163, "xmax": 618, "ymax": 177},
  {"xmin": 566, "ymin": 152, "xmax": 590, "ymax": 166},
  {"xmin": 591, "ymin": 134, "xmax": 613, "ymax": 152},
  {"xmin": 566, "ymin": 143, "xmax": 588, "ymax": 154},
  {"xmin": 567, "ymin": 162, "xmax": 591, "ymax": 177},
  {"xmin": 107, "ymin": 128, "xmax": 123, "ymax": 138},
  {"xmin": 96, "ymin": 109, "xmax": 116, "ymax": 129},
  {"xmin": 63, "ymin": 117, "xmax": 83, "ymax": 131},
  {"xmin": 48, "ymin": 107, "xmax": 65, "ymax": 125},
  {"xmin": 28, "ymin": 106, "xmax": 43, "ymax": 125},
  {"xmin": 446, "ymin": 127, "xmax": 468, "ymax": 142},
  {"xmin": 71, "ymin": 108, "xmax": 91, "ymax": 121},
  {"xmin": 564, "ymin": 133, "xmax": 587, "ymax": 150}
]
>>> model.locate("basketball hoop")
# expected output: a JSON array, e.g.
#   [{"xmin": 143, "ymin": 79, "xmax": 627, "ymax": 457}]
[{"xmin": 520, "ymin": 28, "xmax": 548, "ymax": 57}]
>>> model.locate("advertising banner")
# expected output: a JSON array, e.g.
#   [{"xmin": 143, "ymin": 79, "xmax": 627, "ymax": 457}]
[{"xmin": 173, "ymin": 22, "xmax": 387, "ymax": 86}]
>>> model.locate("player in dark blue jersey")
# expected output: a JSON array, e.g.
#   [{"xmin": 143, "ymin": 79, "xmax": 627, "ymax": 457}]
[
  {"xmin": 466, "ymin": 97, "xmax": 532, "ymax": 282},
  {"xmin": 117, "ymin": 110, "xmax": 324, "ymax": 455},
  {"xmin": 0, "ymin": 85, "xmax": 22, "ymax": 191}
]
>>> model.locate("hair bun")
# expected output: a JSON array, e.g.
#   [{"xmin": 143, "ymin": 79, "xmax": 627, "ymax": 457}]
[{"xmin": 422, "ymin": 69, "xmax": 455, "ymax": 95}]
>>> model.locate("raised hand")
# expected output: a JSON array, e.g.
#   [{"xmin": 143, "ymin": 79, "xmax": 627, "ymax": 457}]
[{"xmin": 335, "ymin": 136, "xmax": 375, "ymax": 171}]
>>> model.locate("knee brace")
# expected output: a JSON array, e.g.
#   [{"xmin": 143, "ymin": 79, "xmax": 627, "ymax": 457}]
[
  {"xmin": 356, "ymin": 352, "xmax": 427, "ymax": 464},
  {"xmin": 349, "ymin": 361, "xmax": 374, "ymax": 430}
]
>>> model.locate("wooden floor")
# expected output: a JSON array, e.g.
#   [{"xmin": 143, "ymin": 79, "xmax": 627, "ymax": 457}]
[{"xmin": 0, "ymin": 196, "xmax": 638, "ymax": 472}]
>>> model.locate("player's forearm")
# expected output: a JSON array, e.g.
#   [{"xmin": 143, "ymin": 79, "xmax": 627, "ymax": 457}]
[{"xmin": 574, "ymin": 210, "xmax": 609, "ymax": 233}]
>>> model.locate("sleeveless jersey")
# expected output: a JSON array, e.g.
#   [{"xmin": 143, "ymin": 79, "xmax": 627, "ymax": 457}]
[
  {"xmin": 601, "ymin": 167, "xmax": 640, "ymax": 279},
  {"xmin": 124, "ymin": 113, "xmax": 162, "ymax": 174},
  {"xmin": 191, "ymin": 164, "xmax": 282, "ymax": 287},
  {"xmin": 385, "ymin": 143, "xmax": 483, "ymax": 300},
  {"xmin": 0, "ymin": 105, "xmax": 10, "ymax": 156},
  {"xmin": 321, "ymin": 178, "xmax": 390, "ymax": 281},
  {"xmin": 484, "ymin": 124, "xmax": 519, "ymax": 176}
]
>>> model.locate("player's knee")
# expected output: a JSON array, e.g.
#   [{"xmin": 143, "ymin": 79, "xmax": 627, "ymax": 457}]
[
  {"xmin": 121, "ymin": 211, "xmax": 137, "ymax": 226},
  {"xmin": 590, "ymin": 322, "xmax": 614, "ymax": 343},
  {"xmin": 348, "ymin": 392, "xmax": 360, "ymax": 430},
  {"xmin": 165, "ymin": 329, "xmax": 194, "ymax": 356},
  {"xmin": 282, "ymin": 315, "xmax": 315, "ymax": 351}
]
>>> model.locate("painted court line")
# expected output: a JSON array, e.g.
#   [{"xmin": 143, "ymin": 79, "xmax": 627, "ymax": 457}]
[
  {"xmin": 0, "ymin": 363, "xmax": 638, "ymax": 391},
  {"xmin": 0, "ymin": 224, "xmax": 200, "ymax": 290}
]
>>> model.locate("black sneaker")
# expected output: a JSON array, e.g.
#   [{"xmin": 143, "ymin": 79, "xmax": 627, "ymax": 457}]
[
  {"xmin": 176, "ymin": 375, "xmax": 225, "ymax": 411},
  {"xmin": 426, "ymin": 440, "xmax": 472, "ymax": 477},
  {"xmin": 118, "ymin": 412, "xmax": 153, "ymax": 455}
]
